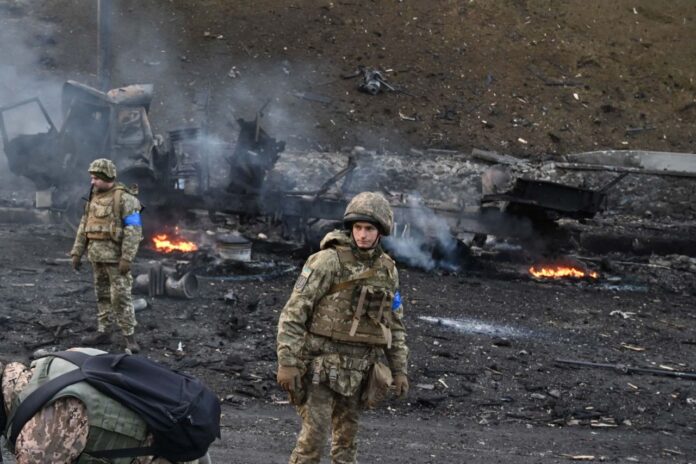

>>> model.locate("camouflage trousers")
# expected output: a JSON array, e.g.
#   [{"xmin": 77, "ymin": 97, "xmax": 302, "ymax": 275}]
[
  {"xmin": 91, "ymin": 262, "xmax": 136, "ymax": 335},
  {"xmin": 289, "ymin": 382, "xmax": 362, "ymax": 464}
]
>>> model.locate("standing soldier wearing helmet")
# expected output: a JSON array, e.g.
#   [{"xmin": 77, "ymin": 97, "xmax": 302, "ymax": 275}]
[
  {"xmin": 70, "ymin": 158, "xmax": 143, "ymax": 353},
  {"xmin": 276, "ymin": 191, "xmax": 409, "ymax": 464}
]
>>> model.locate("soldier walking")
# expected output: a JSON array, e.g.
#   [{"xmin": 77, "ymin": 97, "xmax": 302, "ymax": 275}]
[
  {"xmin": 276, "ymin": 192, "xmax": 409, "ymax": 464},
  {"xmin": 70, "ymin": 158, "xmax": 143, "ymax": 353}
]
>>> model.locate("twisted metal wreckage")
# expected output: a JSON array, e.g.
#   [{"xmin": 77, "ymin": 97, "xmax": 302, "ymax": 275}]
[{"xmin": 0, "ymin": 80, "xmax": 647, "ymax": 264}]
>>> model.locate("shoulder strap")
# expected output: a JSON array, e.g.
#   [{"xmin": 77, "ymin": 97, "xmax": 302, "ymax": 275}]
[
  {"xmin": 378, "ymin": 253, "xmax": 395, "ymax": 271},
  {"xmin": 334, "ymin": 246, "xmax": 355, "ymax": 265},
  {"xmin": 113, "ymin": 187, "xmax": 123, "ymax": 220},
  {"xmin": 49, "ymin": 350, "xmax": 91, "ymax": 367}
]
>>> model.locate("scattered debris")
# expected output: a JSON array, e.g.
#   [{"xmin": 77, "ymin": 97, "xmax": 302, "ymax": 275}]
[
  {"xmin": 470, "ymin": 148, "xmax": 526, "ymax": 165},
  {"xmin": 556, "ymin": 359, "xmax": 696, "ymax": 380},
  {"xmin": 134, "ymin": 263, "xmax": 199, "ymax": 299},
  {"xmin": 620, "ymin": 343, "xmax": 645, "ymax": 352},
  {"xmin": 528, "ymin": 64, "xmax": 584, "ymax": 87},
  {"xmin": 293, "ymin": 91, "xmax": 332, "ymax": 104},
  {"xmin": 216, "ymin": 234, "xmax": 252, "ymax": 262},
  {"xmin": 227, "ymin": 66, "xmax": 240, "ymax": 78},
  {"xmin": 342, "ymin": 65, "xmax": 412, "ymax": 96},
  {"xmin": 416, "ymin": 383, "xmax": 436, "ymax": 390},
  {"xmin": 559, "ymin": 454, "xmax": 597, "ymax": 461},
  {"xmin": 203, "ymin": 31, "xmax": 224, "ymax": 39},
  {"xmin": 223, "ymin": 289, "xmax": 238, "ymax": 305},
  {"xmin": 398, "ymin": 111, "xmax": 417, "ymax": 121},
  {"xmin": 133, "ymin": 298, "xmax": 149, "ymax": 312},
  {"xmin": 609, "ymin": 310, "xmax": 636, "ymax": 319}
]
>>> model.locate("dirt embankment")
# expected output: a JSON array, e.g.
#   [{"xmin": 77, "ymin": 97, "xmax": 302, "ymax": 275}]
[{"xmin": 4, "ymin": 0, "xmax": 694, "ymax": 157}]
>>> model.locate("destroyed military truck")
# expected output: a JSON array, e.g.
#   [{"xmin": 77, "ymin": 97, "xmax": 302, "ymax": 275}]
[
  {"xmin": 0, "ymin": 80, "xmax": 287, "ymax": 232},
  {"xmin": 0, "ymin": 81, "xmax": 166, "ymax": 225},
  {"xmin": 0, "ymin": 79, "xmax": 626, "ymax": 266}
]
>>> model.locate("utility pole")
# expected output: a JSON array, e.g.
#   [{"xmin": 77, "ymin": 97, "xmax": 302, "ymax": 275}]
[{"xmin": 97, "ymin": 0, "xmax": 112, "ymax": 91}]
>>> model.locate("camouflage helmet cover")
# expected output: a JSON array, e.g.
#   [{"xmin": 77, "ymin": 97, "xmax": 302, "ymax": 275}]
[
  {"xmin": 88, "ymin": 158, "xmax": 117, "ymax": 180},
  {"xmin": 343, "ymin": 191, "xmax": 394, "ymax": 236}
]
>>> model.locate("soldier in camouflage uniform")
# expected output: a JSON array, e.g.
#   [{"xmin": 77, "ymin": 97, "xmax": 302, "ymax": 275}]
[
  {"xmin": 70, "ymin": 159, "xmax": 143, "ymax": 353},
  {"xmin": 277, "ymin": 192, "xmax": 409, "ymax": 464},
  {"xmin": 0, "ymin": 353, "xmax": 212, "ymax": 464}
]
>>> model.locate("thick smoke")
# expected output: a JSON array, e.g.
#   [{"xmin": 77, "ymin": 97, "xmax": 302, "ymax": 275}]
[
  {"xmin": 0, "ymin": 2, "xmax": 65, "ymax": 190},
  {"xmin": 384, "ymin": 195, "xmax": 465, "ymax": 272}
]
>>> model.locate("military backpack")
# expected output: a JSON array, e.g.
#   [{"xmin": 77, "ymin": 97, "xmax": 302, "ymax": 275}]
[{"xmin": 5, "ymin": 350, "xmax": 221, "ymax": 462}]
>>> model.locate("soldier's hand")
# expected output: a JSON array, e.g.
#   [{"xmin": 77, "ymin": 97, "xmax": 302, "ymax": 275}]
[
  {"xmin": 277, "ymin": 365, "xmax": 301, "ymax": 392},
  {"xmin": 71, "ymin": 255, "xmax": 82, "ymax": 271},
  {"xmin": 393, "ymin": 374, "xmax": 409, "ymax": 398},
  {"xmin": 118, "ymin": 259, "xmax": 131, "ymax": 275}
]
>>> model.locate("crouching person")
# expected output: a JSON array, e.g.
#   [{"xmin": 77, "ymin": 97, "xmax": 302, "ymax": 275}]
[{"xmin": 1, "ymin": 348, "xmax": 217, "ymax": 464}]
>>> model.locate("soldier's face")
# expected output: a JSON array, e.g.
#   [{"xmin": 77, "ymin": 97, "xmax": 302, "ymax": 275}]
[
  {"xmin": 90, "ymin": 175, "xmax": 114, "ymax": 192},
  {"xmin": 352, "ymin": 222, "xmax": 380, "ymax": 249}
]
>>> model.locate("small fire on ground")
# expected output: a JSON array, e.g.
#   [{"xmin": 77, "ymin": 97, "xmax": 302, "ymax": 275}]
[
  {"xmin": 529, "ymin": 263, "xmax": 598, "ymax": 280},
  {"xmin": 152, "ymin": 233, "xmax": 198, "ymax": 253}
]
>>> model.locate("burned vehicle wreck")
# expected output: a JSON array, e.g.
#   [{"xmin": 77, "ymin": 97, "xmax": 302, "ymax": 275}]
[
  {"xmin": 3, "ymin": 80, "xmax": 694, "ymax": 283},
  {"xmin": 0, "ymin": 80, "xmax": 290, "ymax": 233},
  {"xmin": 0, "ymin": 81, "xmax": 163, "ymax": 225},
  {"xmin": 1, "ymin": 82, "xmax": 160, "ymax": 186}
]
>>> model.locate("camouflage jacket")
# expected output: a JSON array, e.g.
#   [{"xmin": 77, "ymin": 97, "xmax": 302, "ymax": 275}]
[
  {"xmin": 1, "ymin": 358, "xmax": 203, "ymax": 464},
  {"xmin": 277, "ymin": 230, "xmax": 408, "ymax": 376},
  {"xmin": 70, "ymin": 183, "xmax": 142, "ymax": 263}
]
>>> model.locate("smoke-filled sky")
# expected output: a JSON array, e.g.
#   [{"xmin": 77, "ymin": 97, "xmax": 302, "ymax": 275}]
[{"xmin": 0, "ymin": 2, "xmax": 67, "ymax": 190}]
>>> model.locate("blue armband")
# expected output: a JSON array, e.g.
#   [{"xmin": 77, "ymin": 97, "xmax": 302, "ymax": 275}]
[
  {"xmin": 123, "ymin": 212, "xmax": 142, "ymax": 227},
  {"xmin": 392, "ymin": 290, "xmax": 402, "ymax": 311}
]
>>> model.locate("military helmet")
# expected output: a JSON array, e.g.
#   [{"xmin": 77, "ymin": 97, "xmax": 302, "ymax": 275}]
[
  {"xmin": 88, "ymin": 158, "xmax": 117, "ymax": 181},
  {"xmin": 343, "ymin": 191, "xmax": 394, "ymax": 236}
]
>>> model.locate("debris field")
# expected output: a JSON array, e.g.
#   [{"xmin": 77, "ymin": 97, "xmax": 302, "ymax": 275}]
[{"xmin": 1, "ymin": 1, "xmax": 696, "ymax": 462}]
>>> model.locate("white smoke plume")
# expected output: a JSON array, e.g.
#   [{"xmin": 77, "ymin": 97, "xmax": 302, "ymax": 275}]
[{"xmin": 384, "ymin": 194, "xmax": 464, "ymax": 272}]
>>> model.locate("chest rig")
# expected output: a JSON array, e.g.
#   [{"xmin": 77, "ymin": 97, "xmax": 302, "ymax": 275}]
[
  {"xmin": 308, "ymin": 245, "xmax": 397, "ymax": 347},
  {"xmin": 84, "ymin": 186, "xmax": 125, "ymax": 242}
]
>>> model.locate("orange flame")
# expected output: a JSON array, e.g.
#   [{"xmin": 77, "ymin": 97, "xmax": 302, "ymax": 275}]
[
  {"xmin": 152, "ymin": 233, "xmax": 198, "ymax": 253},
  {"xmin": 529, "ymin": 264, "xmax": 598, "ymax": 279}
]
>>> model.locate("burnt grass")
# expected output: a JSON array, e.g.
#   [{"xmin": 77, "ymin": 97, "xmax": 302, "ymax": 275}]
[{"xmin": 0, "ymin": 223, "xmax": 695, "ymax": 462}]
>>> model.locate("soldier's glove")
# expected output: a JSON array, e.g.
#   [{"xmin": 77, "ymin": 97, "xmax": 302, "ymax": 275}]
[
  {"xmin": 393, "ymin": 374, "xmax": 409, "ymax": 398},
  {"xmin": 118, "ymin": 259, "xmax": 131, "ymax": 275},
  {"xmin": 277, "ymin": 365, "xmax": 302, "ymax": 392},
  {"xmin": 71, "ymin": 255, "xmax": 82, "ymax": 271}
]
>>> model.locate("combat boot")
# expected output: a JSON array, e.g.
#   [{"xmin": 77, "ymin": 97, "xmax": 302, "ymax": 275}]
[
  {"xmin": 81, "ymin": 331, "xmax": 111, "ymax": 345},
  {"xmin": 124, "ymin": 334, "xmax": 140, "ymax": 354}
]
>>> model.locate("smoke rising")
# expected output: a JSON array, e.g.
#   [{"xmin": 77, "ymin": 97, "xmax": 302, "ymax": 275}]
[
  {"xmin": 384, "ymin": 195, "xmax": 466, "ymax": 272},
  {"xmin": 0, "ymin": 2, "xmax": 74, "ymax": 205}
]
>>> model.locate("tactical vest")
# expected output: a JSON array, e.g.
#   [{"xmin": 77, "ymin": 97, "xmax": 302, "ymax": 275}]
[
  {"xmin": 84, "ymin": 185, "xmax": 127, "ymax": 242},
  {"xmin": 9, "ymin": 349, "xmax": 148, "ymax": 464},
  {"xmin": 308, "ymin": 245, "xmax": 397, "ymax": 347}
]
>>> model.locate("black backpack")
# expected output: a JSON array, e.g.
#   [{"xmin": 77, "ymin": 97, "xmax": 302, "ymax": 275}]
[{"xmin": 6, "ymin": 350, "xmax": 221, "ymax": 461}]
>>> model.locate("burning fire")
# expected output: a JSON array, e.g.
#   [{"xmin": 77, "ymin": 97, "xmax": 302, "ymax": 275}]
[
  {"xmin": 529, "ymin": 264, "xmax": 598, "ymax": 279},
  {"xmin": 152, "ymin": 233, "xmax": 198, "ymax": 253}
]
